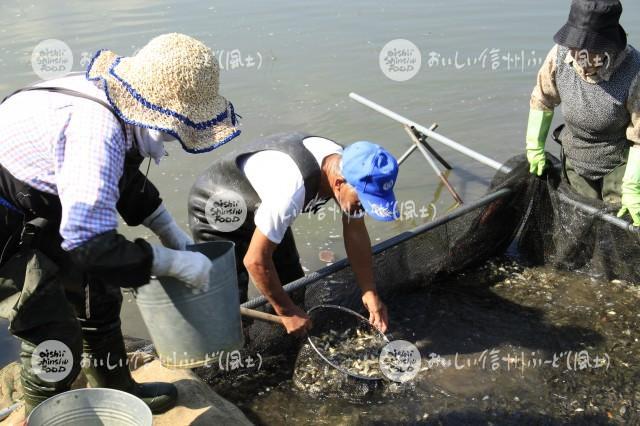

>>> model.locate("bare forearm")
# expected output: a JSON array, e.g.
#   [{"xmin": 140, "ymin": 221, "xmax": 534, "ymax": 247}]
[
  {"xmin": 246, "ymin": 260, "xmax": 296, "ymax": 314},
  {"xmin": 343, "ymin": 219, "xmax": 389, "ymax": 332},
  {"xmin": 243, "ymin": 228, "xmax": 312, "ymax": 335},
  {"xmin": 343, "ymin": 221, "xmax": 376, "ymax": 294}
]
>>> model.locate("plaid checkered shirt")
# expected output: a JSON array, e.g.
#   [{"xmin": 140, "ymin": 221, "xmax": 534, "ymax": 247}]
[{"xmin": 0, "ymin": 75, "xmax": 134, "ymax": 250}]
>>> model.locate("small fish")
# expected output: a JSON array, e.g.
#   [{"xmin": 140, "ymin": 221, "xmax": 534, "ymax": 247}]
[{"xmin": 295, "ymin": 326, "xmax": 386, "ymax": 391}]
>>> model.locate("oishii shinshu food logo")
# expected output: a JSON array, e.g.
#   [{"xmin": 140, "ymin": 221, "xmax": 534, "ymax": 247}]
[{"xmin": 204, "ymin": 189, "xmax": 248, "ymax": 232}]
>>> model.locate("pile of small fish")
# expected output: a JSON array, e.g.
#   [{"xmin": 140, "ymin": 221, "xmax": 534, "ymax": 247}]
[
  {"xmin": 293, "ymin": 326, "xmax": 387, "ymax": 395},
  {"xmin": 317, "ymin": 327, "xmax": 385, "ymax": 378}
]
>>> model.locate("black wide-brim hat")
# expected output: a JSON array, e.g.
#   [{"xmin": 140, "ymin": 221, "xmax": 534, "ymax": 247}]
[{"xmin": 554, "ymin": 0, "xmax": 627, "ymax": 53}]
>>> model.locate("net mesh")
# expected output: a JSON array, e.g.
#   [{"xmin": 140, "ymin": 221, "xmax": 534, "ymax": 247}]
[
  {"xmin": 515, "ymin": 155, "xmax": 640, "ymax": 281},
  {"xmin": 198, "ymin": 153, "xmax": 640, "ymax": 397},
  {"xmin": 300, "ymin": 158, "xmax": 530, "ymax": 316},
  {"xmin": 292, "ymin": 305, "xmax": 388, "ymax": 400},
  {"xmin": 198, "ymin": 155, "xmax": 529, "ymax": 385}
]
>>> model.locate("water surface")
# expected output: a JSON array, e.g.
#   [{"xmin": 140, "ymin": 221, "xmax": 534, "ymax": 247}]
[
  {"xmin": 1, "ymin": 0, "xmax": 639, "ymax": 395},
  {"xmin": 209, "ymin": 259, "xmax": 640, "ymax": 425}
]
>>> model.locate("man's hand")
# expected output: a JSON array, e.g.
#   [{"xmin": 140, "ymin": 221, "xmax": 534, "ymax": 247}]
[
  {"xmin": 362, "ymin": 291, "xmax": 388, "ymax": 333},
  {"xmin": 342, "ymin": 216, "xmax": 389, "ymax": 333},
  {"xmin": 278, "ymin": 304, "xmax": 313, "ymax": 337},
  {"xmin": 244, "ymin": 229, "xmax": 311, "ymax": 336}
]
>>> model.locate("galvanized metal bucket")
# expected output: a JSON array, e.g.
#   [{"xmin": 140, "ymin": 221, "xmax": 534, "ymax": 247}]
[
  {"xmin": 135, "ymin": 241, "xmax": 244, "ymax": 368},
  {"xmin": 27, "ymin": 388, "xmax": 152, "ymax": 426}
]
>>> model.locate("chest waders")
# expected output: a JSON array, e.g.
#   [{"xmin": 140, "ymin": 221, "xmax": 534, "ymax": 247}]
[
  {"xmin": 0, "ymin": 87, "xmax": 177, "ymax": 415},
  {"xmin": 188, "ymin": 131, "xmax": 338, "ymax": 304}
]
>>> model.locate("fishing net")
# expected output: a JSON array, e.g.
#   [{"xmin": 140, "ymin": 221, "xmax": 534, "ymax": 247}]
[
  {"xmin": 194, "ymin": 154, "xmax": 529, "ymax": 387},
  {"xmin": 297, "ymin": 156, "xmax": 532, "ymax": 315},
  {"xmin": 513, "ymin": 156, "xmax": 640, "ymax": 281},
  {"xmin": 199, "ymin": 153, "xmax": 640, "ymax": 397},
  {"xmin": 292, "ymin": 305, "xmax": 388, "ymax": 400}
]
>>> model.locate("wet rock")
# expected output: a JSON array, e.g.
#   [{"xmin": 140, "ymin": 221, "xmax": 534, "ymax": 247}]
[{"xmin": 0, "ymin": 353, "xmax": 251, "ymax": 426}]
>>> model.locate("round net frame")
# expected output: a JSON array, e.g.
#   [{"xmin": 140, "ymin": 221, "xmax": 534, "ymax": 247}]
[{"xmin": 293, "ymin": 304, "xmax": 389, "ymax": 400}]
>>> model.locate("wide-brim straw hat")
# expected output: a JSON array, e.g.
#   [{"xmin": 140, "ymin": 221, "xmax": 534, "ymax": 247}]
[{"xmin": 87, "ymin": 33, "xmax": 240, "ymax": 153}]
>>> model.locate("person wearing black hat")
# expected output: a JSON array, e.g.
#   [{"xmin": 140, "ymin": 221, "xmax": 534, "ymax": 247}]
[{"xmin": 525, "ymin": 0, "xmax": 640, "ymax": 223}]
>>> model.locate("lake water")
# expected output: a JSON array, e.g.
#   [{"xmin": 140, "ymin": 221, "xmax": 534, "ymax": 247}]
[
  {"xmin": 1, "ymin": 0, "xmax": 639, "ymax": 420},
  {"xmin": 1, "ymin": 0, "xmax": 638, "ymax": 270},
  {"xmin": 207, "ymin": 258, "xmax": 640, "ymax": 425}
]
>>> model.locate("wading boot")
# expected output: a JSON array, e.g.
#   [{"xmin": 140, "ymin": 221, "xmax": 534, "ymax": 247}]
[
  {"xmin": 82, "ymin": 325, "xmax": 177, "ymax": 414},
  {"xmin": 19, "ymin": 337, "xmax": 83, "ymax": 415}
]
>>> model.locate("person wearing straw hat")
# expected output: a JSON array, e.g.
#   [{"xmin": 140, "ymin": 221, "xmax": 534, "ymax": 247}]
[
  {"xmin": 189, "ymin": 132, "xmax": 398, "ymax": 337},
  {"xmin": 525, "ymin": 0, "xmax": 640, "ymax": 220},
  {"xmin": 0, "ymin": 33, "xmax": 239, "ymax": 414}
]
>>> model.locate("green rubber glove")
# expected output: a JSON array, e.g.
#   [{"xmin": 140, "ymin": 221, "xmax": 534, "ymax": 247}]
[
  {"xmin": 617, "ymin": 145, "xmax": 640, "ymax": 226},
  {"xmin": 525, "ymin": 109, "xmax": 554, "ymax": 176}
]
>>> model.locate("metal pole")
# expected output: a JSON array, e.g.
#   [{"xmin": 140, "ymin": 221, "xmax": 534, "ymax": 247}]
[
  {"xmin": 412, "ymin": 126, "xmax": 453, "ymax": 170},
  {"xmin": 348, "ymin": 92, "xmax": 640, "ymax": 233},
  {"xmin": 397, "ymin": 144, "xmax": 418, "ymax": 165},
  {"xmin": 557, "ymin": 192, "xmax": 640, "ymax": 234},
  {"xmin": 398, "ymin": 122, "xmax": 438, "ymax": 166},
  {"xmin": 403, "ymin": 125, "xmax": 464, "ymax": 205},
  {"xmin": 241, "ymin": 188, "xmax": 514, "ymax": 309},
  {"xmin": 349, "ymin": 92, "xmax": 511, "ymax": 174},
  {"xmin": 240, "ymin": 307, "xmax": 284, "ymax": 324}
]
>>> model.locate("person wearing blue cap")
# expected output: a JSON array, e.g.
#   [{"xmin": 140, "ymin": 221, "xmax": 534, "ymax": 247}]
[{"xmin": 188, "ymin": 132, "xmax": 400, "ymax": 336}]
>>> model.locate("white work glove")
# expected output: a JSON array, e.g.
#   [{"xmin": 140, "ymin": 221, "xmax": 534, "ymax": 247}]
[
  {"xmin": 143, "ymin": 204, "xmax": 193, "ymax": 250},
  {"xmin": 150, "ymin": 244, "xmax": 211, "ymax": 293}
]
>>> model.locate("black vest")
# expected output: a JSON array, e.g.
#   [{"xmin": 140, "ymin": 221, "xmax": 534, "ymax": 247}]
[
  {"xmin": 188, "ymin": 131, "xmax": 337, "ymax": 241},
  {"xmin": 557, "ymin": 45, "xmax": 640, "ymax": 179}
]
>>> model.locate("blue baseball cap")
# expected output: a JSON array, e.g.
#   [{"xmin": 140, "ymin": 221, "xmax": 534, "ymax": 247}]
[{"xmin": 341, "ymin": 141, "xmax": 399, "ymax": 221}]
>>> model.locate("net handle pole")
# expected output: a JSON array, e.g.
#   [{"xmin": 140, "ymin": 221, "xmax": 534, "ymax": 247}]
[
  {"xmin": 557, "ymin": 192, "xmax": 640, "ymax": 233},
  {"xmin": 411, "ymin": 125, "xmax": 454, "ymax": 170},
  {"xmin": 241, "ymin": 188, "xmax": 513, "ymax": 310},
  {"xmin": 349, "ymin": 92, "xmax": 512, "ymax": 174},
  {"xmin": 396, "ymin": 143, "xmax": 417, "ymax": 165},
  {"xmin": 240, "ymin": 307, "xmax": 284, "ymax": 324},
  {"xmin": 397, "ymin": 123, "xmax": 439, "ymax": 165},
  {"xmin": 348, "ymin": 93, "xmax": 639, "ymax": 233},
  {"xmin": 403, "ymin": 124, "xmax": 464, "ymax": 205}
]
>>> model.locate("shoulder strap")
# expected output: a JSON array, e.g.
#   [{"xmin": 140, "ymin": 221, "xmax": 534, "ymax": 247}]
[{"xmin": 1, "ymin": 86, "xmax": 126, "ymax": 134}]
